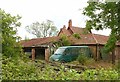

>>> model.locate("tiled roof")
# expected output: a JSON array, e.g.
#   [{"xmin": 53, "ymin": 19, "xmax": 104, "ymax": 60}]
[
  {"xmin": 58, "ymin": 27, "xmax": 71, "ymax": 36},
  {"xmin": 21, "ymin": 20, "xmax": 120, "ymax": 47},
  {"xmin": 93, "ymin": 34, "xmax": 109, "ymax": 45},
  {"xmin": 20, "ymin": 36, "xmax": 59, "ymax": 47},
  {"xmin": 71, "ymin": 33, "xmax": 97, "ymax": 45},
  {"xmin": 68, "ymin": 26, "xmax": 91, "ymax": 34},
  {"xmin": 116, "ymin": 41, "xmax": 120, "ymax": 46},
  {"xmin": 68, "ymin": 26, "xmax": 86, "ymax": 34}
]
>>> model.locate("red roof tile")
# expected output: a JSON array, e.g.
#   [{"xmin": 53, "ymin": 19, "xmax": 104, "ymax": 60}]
[
  {"xmin": 21, "ymin": 20, "xmax": 120, "ymax": 47},
  {"xmin": 71, "ymin": 33, "xmax": 97, "ymax": 45},
  {"xmin": 58, "ymin": 27, "xmax": 71, "ymax": 36},
  {"xmin": 116, "ymin": 41, "xmax": 120, "ymax": 46},
  {"xmin": 20, "ymin": 36, "xmax": 59, "ymax": 47},
  {"xmin": 93, "ymin": 34, "xmax": 109, "ymax": 45},
  {"xmin": 68, "ymin": 26, "xmax": 91, "ymax": 34}
]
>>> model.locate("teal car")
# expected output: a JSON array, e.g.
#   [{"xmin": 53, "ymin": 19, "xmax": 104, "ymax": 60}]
[{"xmin": 49, "ymin": 46, "xmax": 92, "ymax": 62}]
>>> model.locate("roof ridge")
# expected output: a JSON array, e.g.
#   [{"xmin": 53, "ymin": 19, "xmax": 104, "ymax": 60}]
[{"xmin": 31, "ymin": 36, "xmax": 57, "ymax": 40}]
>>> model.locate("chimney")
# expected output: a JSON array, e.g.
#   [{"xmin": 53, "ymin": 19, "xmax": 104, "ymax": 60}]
[
  {"xmin": 68, "ymin": 19, "xmax": 72, "ymax": 28},
  {"xmin": 63, "ymin": 25, "xmax": 66, "ymax": 29}
]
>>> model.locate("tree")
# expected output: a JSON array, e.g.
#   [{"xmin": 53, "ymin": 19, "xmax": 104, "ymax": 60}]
[
  {"xmin": 53, "ymin": 34, "xmax": 71, "ymax": 48},
  {"xmin": 25, "ymin": 20, "xmax": 58, "ymax": 38},
  {"xmin": 83, "ymin": 1, "xmax": 120, "ymax": 64},
  {"xmin": 0, "ymin": 9, "xmax": 22, "ymax": 58}
]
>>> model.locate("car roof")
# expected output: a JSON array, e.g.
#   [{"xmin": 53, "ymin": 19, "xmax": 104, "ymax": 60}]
[{"xmin": 59, "ymin": 46, "xmax": 89, "ymax": 49}]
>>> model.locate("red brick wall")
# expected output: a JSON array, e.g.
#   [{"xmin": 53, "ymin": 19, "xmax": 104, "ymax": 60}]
[
  {"xmin": 115, "ymin": 46, "xmax": 120, "ymax": 60},
  {"xmin": 32, "ymin": 48, "xmax": 35, "ymax": 61},
  {"xmin": 45, "ymin": 48, "xmax": 50, "ymax": 62},
  {"xmin": 89, "ymin": 46, "xmax": 97, "ymax": 60}
]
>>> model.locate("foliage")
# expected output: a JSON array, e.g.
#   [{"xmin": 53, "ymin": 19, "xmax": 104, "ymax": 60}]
[
  {"xmin": 72, "ymin": 33, "xmax": 81, "ymax": 39},
  {"xmin": 2, "ymin": 57, "xmax": 80, "ymax": 80},
  {"xmin": 2, "ymin": 57, "xmax": 119, "ymax": 80},
  {"xmin": 0, "ymin": 9, "xmax": 22, "ymax": 58},
  {"xmin": 25, "ymin": 20, "xmax": 58, "ymax": 38},
  {"xmin": 80, "ymin": 68, "xmax": 118, "ymax": 80},
  {"xmin": 54, "ymin": 34, "xmax": 71, "ymax": 48},
  {"xmin": 77, "ymin": 53, "xmax": 88, "ymax": 65},
  {"xmin": 83, "ymin": 1, "xmax": 120, "ymax": 53}
]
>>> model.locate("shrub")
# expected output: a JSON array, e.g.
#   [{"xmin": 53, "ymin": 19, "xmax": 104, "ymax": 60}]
[
  {"xmin": 53, "ymin": 34, "xmax": 71, "ymax": 48},
  {"xmin": 80, "ymin": 68, "xmax": 118, "ymax": 80},
  {"xmin": 77, "ymin": 53, "xmax": 88, "ymax": 65},
  {"xmin": 73, "ymin": 33, "xmax": 81, "ymax": 39}
]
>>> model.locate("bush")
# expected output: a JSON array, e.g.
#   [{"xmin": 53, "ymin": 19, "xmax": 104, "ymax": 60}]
[
  {"xmin": 77, "ymin": 53, "xmax": 88, "ymax": 65},
  {"xmin": 73, "ymin": 33, "xmax": 81, "ymax": 39},
  {"xmin": 2, "ymin": 56, "xmax": 119, "ymax": 80},
  {"xmin": 80, "ymin": 68, "xmax": 118, "ymax": 80}
]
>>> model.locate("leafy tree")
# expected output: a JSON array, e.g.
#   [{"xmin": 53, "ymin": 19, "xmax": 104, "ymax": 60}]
[
  {"xmin": 0, "ymin": 9, "xmax": 22, "ymax": 58},
  {"xmin": 83, "ymin": 1, "xmax": 120, "ymax": 64},
  {"xmin": 53, "ymin": 34, "xmax": 71, "ymax": 48},
  {"xmin": 25, "ymin": 20, "xmax": 58, "ymax": 38}
]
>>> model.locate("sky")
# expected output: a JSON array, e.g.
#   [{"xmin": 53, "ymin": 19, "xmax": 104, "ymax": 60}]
[{"xmin": 0, "ymin": 0, "xmax": 111, "ymax": 39}]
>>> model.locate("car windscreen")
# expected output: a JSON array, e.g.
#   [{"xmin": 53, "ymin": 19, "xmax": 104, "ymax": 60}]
[{"xmin": 54, "ymin": 48, "xmax": 65, "ymax": 55}]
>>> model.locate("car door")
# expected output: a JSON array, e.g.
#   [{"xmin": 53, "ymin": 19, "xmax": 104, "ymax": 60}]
[{"xmin": 62, "ymin": 48, "xmax": 72, "ymax": 62}]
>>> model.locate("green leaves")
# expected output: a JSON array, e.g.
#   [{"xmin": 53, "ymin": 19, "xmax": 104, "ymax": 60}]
[
  {"xmin": 0, "ymin": 9, "xmax": 22, "ymax": 58},
  {"xmin": 72, "ymin": 33, "xmax": 81, "ymax": 39},
  {"xmin": 83, "ymin": 1, "xmax": 120, "ymax": 54},
  {"xmin": 54, "ymin": 34, "xmax": 71, "ymax": 48},
  {"xmin": 81, "ymin": 68, "xmax": 118, "ymax": 80},
  {"xmin": 2, "ymin": 57, "xmax": 119, "ymax": 80}
]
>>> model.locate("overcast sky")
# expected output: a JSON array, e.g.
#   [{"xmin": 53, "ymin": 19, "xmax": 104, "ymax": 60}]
[{"xmin": 0, "ymin": 0, "xmax": 111, "ymax": 39}]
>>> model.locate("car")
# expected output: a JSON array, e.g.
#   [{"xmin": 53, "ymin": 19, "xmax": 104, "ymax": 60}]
[{"xmin": 49, "ymin": 46, "xmax": 92, "ymax": 62}]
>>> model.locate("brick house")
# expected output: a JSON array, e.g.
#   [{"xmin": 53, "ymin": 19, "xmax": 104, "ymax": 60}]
[{"xmin": 21, "ymin": 20, "xmax": 120, "ymax": 61}]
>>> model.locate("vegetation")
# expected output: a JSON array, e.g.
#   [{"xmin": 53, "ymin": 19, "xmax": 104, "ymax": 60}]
[
  {"xmin": 0, "ymin": 9, "xmax": 22, "ymax": 58},
  {"xmin": 77, "ymin": 53, "xmax": 88, "ymax": 65},
  {"xmin": 2, "ymin": 58, "xmax": 119, "ymax": 80},
  {"xmin": 83, "ymin": 1, "xmax": 120, "ymax": 64},
  {"xmin": 54, "ymin": 34, "xmax": 71, "ymax": 48},
  {"xmin": 77, "ymin": 53, "xmax": 95, "ymax": 65},
  {"xmin": 73, "ymin": 33, "xmax": 81, "ymax": 39},
  {"xmin": 25, "ymin": 20, "xmax": 58, "ymax": 38},
  {"xmin": 1, "ymin": 5, "xmax": 119, "ymax": 80}
]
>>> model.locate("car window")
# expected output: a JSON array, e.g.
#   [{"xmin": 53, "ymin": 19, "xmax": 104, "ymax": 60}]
[{"xmin": 54, "ymin": 48, "xmax": 65, "ymax": 55}]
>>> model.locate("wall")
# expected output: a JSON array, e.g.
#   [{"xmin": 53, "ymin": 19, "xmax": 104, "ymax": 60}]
[
  {"xmin": 115, "ymin": 46, "xmax": 120, "ymax": 60},
  {"xmin": 89, "ymin": 45, "xmax": 97, "ymax": 60},
  {"xmin": 45, "ymin": 48, "xmax": 50, "ymax": 62}
]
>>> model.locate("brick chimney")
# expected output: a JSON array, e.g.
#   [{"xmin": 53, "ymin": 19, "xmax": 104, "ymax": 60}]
[
  {"xmin": 63, "ymin": 25, "xmax": 66, "ymax": 29},
  {"xmin": 68, "ymin": 19, "xmax": 72, "ymax": 28}
]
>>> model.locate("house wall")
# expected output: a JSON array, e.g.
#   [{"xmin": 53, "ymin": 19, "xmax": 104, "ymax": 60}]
[
  {"xmin": 97, "ymin": 46, "xmax": 120, "ymax": 61},
  {"xmin": 97, "ymin": 45, "xmax": 112, "ymax": 61},
  {"xmin": 89, "ymin": 46, "xmax": 97, "ymax": 60},
  {"xmin": 115, "ymin": 46, "xmax": 120, "ymax": 60},
  {"xmin": 45, "ymin": 48, "xmax": 50, "ymax": 62}
]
